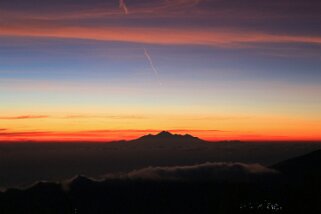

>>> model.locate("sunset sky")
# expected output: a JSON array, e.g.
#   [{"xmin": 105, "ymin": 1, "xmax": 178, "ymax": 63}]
[{"xmin": 0, "ymin": 0, "xmax": 321, "ymax": 141}]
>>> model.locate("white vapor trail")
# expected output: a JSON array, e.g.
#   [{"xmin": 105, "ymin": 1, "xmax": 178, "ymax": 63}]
[
  {"xmin": 143, "ymin": 48, "xmax": 162, "ymax": 85},
  {"xmin": 119, "ymin": 0, "xmax": 129, "ymax": 14}
]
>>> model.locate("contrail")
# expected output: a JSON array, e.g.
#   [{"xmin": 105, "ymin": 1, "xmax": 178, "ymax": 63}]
[
  {"xmin": 143, "ymin": 48, "xmax": 162, "ymax": 85},
  {"xmin": 119, "ymin": 0, "xmax": 129, "ymax": 14}
]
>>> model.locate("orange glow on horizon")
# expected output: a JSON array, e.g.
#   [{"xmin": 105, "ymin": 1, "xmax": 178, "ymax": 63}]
[{"xmin": 0, "ymin": 129, "xmax": 320, "ymax": 142}]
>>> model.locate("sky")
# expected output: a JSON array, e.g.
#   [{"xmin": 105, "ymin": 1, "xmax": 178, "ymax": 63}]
[{"xmin": 0, "ymin": 0, "xmax": 321, "ymax": 141}]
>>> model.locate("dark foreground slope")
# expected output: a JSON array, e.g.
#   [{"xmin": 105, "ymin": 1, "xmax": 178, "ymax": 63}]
[
  {"xmin": 273, "ymin": 149, "xmax": 321, "ymax": 181},
  {"xmin": 0, "ymin": 166, "xmax": 281, "ymax": 214},
  {"xmin": 272, "ymin": 150, "xmax": 321, "ymax": 213},
  {"xmin": 1, "ymin": 149, "xmax": 321, "ymax": 214},
  {"xmin": 270, "ymin": 149, "xmax": 321, "ymax": 214}
]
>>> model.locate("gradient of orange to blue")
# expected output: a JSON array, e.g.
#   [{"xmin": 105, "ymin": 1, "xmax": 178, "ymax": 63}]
[{"xmin": 1, "ymin": 0, "xmax": 321, "ymax": 141}]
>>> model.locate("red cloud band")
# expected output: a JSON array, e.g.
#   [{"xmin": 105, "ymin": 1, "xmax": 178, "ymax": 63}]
[{"xmin": 1, "ymin": 26, "xmax": 320, "ymax": 47}]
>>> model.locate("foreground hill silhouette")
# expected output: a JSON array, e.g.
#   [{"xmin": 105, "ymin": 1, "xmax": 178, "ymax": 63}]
[
  {"xmin": 271, "ymin": 149, "xmax": 321, "ymax": 213},
  {"xmin": 1, "ymin": 149, "xmax": 321, "ymax": 213},
  {"xmin": 273, "ymin": 149, "xmax": 321, "ymax": 181},
  {"xmin": 0, "ymin": 162, "xmax": 279, "ymax": 214}
]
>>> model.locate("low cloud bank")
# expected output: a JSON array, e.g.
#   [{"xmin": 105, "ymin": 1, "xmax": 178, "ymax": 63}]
[
  {"xmin": 1, "ymin": 162, "xmax": 279, "ymax": 192},
  {"xmin": 105, "ymin": 162, "xmax": 278, "ymax": 182}
]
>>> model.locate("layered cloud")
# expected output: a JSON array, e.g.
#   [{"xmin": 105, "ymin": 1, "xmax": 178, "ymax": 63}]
[
  {"xmin": 0, "ymin": 0, "xmax": 320, "ymax": 48},
  {"xmin": 1, "ymin": 0, "xmax": 320, "ymax": 21}
]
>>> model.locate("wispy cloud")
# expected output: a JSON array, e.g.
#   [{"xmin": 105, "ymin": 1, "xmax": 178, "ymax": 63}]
[
  {"xmin": 119, "ymin": 0, "xmax": 129, "ymax": 14},
  {"xmin": 0, "ymin": 129, "xmax": 226, "ymax": 142},
  {"xmin": 0, "ymin": 114, "xmax": 147, "ymax": 121},
  {"xmin": 169, "ymin": 129, "xmax": 226, "ymax": 133},
  {"xmin": 143, "ymin": 48, "xmax": 162, "ymax": 85},
  {"xmin": 174, "ymin": 115, "xmax": 252, "ymax": 121},
  {"xmin": 0, "ymin": 115, "xmax": 49, "ymax": 120},
  {"xmin": 1, "ymin": 0, "xmax": 320, "ymax": 52},
  {"xmin": 62, "ymin": 114, "xmax": 147, "ymax": 120},
  {"xmin": 0, "ymin": 0, "xmax": 205, "ymax": 20}
]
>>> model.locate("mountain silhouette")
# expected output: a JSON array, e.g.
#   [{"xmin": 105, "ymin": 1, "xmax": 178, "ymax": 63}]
[
  {"xmin": 272, "ymin": 149, "xmax": 321, "ymax": 180},
  {"xmin": 271, "ymin": 149, "xmax": 321, "ymax": 213},
  {"xmin": 69, "ymin": 175, "xmax": 96, "ymax": 187},
  {"xmin": 129, "ymin": 131, "xmax": 206, "ymax": 144}
]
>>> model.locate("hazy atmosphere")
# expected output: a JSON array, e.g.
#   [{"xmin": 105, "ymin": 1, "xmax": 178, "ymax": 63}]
[{"xmin": 1, "ymin": 0, "xmax": 321, "ymax": 213}]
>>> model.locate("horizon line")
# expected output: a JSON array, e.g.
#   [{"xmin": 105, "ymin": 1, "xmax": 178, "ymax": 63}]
[{"xmin": 1, "ymin": 129, "xmax": 320, "ymax": 143}]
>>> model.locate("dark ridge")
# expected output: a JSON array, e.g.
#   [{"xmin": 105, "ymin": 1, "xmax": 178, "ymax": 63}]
[
  {"xmin": 272, "ymin": 149, "xmax": 321, "ymax": 180},
  {"xmin": 70, "ymin": 175, "xmax": 94, "ymax": 187}
]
